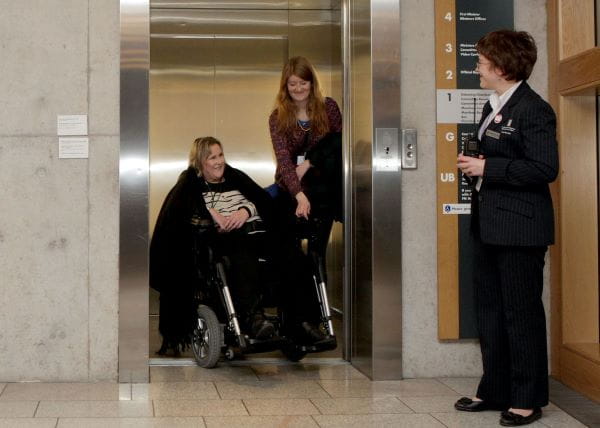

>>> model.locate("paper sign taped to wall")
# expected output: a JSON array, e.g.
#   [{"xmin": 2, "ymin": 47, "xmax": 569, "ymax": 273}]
[
  {"xmin": 59, "ymin": 137, "xmax": 89, "ymax": 159},
  {"xmin": 57, "ymin": 115, "xmax": 88, "ymax": 136}
]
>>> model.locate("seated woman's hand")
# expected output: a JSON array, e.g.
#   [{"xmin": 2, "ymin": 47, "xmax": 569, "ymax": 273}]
[
  {"xmin": 295, "ymin": 191, "xmax": 311, "ymax": 219},
  {"xmin": 208, "ymin": 208, "xmax": 229, "ymax": 232},
  {"xmin": 224, "ymin": 209, "xmax": 250, "ymax": 231}
]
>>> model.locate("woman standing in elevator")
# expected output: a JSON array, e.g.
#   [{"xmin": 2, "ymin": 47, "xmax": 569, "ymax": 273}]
[
  {"xmin": 268, "ymin": 56, "xmax": 342, "ymax": 344},
  {"xmin": 269, "ymin": 56, "xmax": 342, "ymax": 219}
]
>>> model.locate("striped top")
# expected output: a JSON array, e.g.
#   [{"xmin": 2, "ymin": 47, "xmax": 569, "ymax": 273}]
[{"xmin": 201, "ymin": 179, "xmax": 261, "ymax": 223}]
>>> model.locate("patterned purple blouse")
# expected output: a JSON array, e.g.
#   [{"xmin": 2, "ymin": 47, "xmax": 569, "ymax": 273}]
[{"xmin": 269, "ymin": 97, "xmax": 342, "ymax": 196}]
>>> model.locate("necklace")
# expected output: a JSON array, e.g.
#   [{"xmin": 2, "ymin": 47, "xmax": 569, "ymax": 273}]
[
  {"xmin": 204, "ymin": 180, "xmax": 223, "ymax": 209},
  {"xmin": 297, "ymin": 119, "xmax": 311, "ymax": 132}
]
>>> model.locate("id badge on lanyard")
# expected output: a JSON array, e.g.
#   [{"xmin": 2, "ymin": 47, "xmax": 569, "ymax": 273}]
[{"xmin": 297, "ymin": 130, "xmax": 310, "ymax": 165}]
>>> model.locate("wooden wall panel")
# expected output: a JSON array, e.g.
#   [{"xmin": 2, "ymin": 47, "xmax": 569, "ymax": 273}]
[
  {"xmin": 560, "ymin": 346, "xmax": 600, "ymax": 402},
  {"xmin": 547, "ymin": 0, "xmax": 562, "ymax": 378},
  {"xmin": 559, "ymin": 94, "xmax": 599, "ymax": 344},
  {"xmin": 549, "ymin": 0, "xmax": 600, "ymax": 402},
  {"xmin": 435, "ymin": 0, "xmax": 459, "ymax": 339},
  {"xmin": 437, "ymin": 123, "xmax": 459, "ymax": 339},
  {"xmin": 558, "ymin": 0, "xmax": 595, "ymax": 58},
  {"xmin": 435, "ymin": 0, "xmax": 456, "ymax": 90},
  {"xmin": 558, "ymin": 47, "xmax": 600, "ymax": 94}
]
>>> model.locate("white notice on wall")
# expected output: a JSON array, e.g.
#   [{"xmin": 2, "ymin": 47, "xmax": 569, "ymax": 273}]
[
  {"xmin": 59, "ymin": 137, "xmax": 89, "ymax": 159},
  {"xmin": 442, "ymin": 203, "xmax": 471, "ymax": 215},
  {"xmin": 57, "ymin": 115, "xmax": 88, "ymax": 136}
]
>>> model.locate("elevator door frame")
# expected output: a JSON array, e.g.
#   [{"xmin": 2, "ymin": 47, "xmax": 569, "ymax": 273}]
[{"xmin": 119, "ymin": 0, "xmax": 403, "ymax": 382}]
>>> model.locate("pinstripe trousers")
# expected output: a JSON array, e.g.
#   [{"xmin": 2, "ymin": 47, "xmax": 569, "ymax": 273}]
[{"xmin": 474, "ymin": 239, "xmax": 549, "ymax": 408}]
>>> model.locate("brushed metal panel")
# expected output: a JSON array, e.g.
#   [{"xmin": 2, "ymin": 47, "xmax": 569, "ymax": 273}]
[
  {"xmin": 326, "ymin": 222, "xmax": 345, "ymax": 311},
  {"xmin": 149, "ymin": 37, "xmax": 215, "ymax": 231},
  {"xmin": 289, "ymin": 9, "xmax": 341, "ymax": 101},
  {"xmin": 371, "ymin": 0, "xmax": 402, "ymax": 380},
  {"xmin": 341, "ymin": 0, "xmax": 352, "ymax": 367},
  {"xmin": 214, "ymin": 37, "xmax": 286, "ymax": 187},
  {"xmin": 151, "ymin": 0, "xmax": 288, "ymax": 9},
  {"xmin": 120, "ymin": 0, "xmax": 150, "ymax": 383},
  {"xmin": 348, "ymin": 0, "xmax": 374, "ymax": 379},
  {"xmin": 151, "ymin": 0, "xmax": 341, "ymax": 9},
  {"xmin": 346, "ymin": 0, "xmax": 402, "ymax": 380},
  {"xmin": 151, "ymin": 9, "xmax": 288, "ymax": 36},
  {"xmin": 290, "ymin": 0, "xmax": 341, "ymax": 9}
]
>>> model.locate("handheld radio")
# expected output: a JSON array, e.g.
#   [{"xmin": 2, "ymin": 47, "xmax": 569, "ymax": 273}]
[{"xmin": 464, "ymin": 96, "xmax": 480, "ymax": 157}]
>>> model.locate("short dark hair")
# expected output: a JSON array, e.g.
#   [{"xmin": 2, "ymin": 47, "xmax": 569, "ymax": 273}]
[{"xmin": 476, "ymin": 30, "xmax": 537, "ymax": 81}]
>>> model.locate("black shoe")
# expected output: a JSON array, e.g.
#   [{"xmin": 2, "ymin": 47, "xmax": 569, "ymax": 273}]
[
  {"xmin": 454, "ymin": 397, "xmax": 506, "ymax": 412},
  {"xmin": 251, "ymin": 317, "xmax": 275, "ymax": 340},
  {"xmin": 156, "ymin": 340, "xmax": 181, "ymax": 357},
  {"xmin": 500, "ymin": 408, "xmax": 542, "ymax": 426}
]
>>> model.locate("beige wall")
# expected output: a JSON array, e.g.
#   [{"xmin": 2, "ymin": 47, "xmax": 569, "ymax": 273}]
[
  {"xmin": 0, "ymin": 0, "xmax": 120, "ymax": 381},
  {"xmin": 400, "ymin": 0, "xmax": 550, "ymax": 377},
  {"xmin": 0, "ymin": 0, "xmax": 548, "ymax": 381}
]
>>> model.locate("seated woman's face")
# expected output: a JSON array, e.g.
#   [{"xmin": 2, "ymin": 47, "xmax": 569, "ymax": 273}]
[{"xmin": 202, "ymin": 144, "xmax": 225, "ymax": 182}]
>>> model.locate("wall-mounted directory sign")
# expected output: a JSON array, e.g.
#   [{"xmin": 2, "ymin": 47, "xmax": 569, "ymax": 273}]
[{"xmin": 435, "ymin": 0, "xmax": 513, "ymax": 339}]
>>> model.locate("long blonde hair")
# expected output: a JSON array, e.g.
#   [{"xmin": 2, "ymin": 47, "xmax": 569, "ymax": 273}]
[
  {"xmin": 273, "ymin": 56, "xmax": 329, "ymax": 137},
  {"xmin": 189, "ymin": 136, "xmax": 222, "ymax": 176}
]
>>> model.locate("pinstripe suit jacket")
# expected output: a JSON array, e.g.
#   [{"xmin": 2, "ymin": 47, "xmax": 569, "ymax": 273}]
[{"xmin": 474, "ymin": 82, "xmax": 558, "ymax": 246}]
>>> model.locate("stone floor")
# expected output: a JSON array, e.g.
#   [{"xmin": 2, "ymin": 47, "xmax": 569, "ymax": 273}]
[{"xmin": 0, "ymin": 360, "xmax": 589, "ymax": 427}]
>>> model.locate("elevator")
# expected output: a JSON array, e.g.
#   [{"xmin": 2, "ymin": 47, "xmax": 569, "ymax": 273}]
[
  {"xmin": 120, "ymin": 0, "xmax": 402, "ymax": 381},
  {"xmin": 148, "ymin": 0, "xmax": 344, "ymax": 360}
]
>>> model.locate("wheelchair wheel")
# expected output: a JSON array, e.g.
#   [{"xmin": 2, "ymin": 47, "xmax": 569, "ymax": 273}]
[
  {"xmin": 281, "ymin": 342, "xmax": 307, "ymax": 362},
  {"xmin": 192, "ymin": 305, "xmax": 222, "ymax": 368}
]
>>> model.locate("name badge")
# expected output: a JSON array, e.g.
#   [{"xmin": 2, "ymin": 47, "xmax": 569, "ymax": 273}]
[
  {"xmin": 485, "ymin": 129, "xmax": 501, "ymax": 140},
  {"xmin": 296, "ymin": 155, "xmax": 305, "ymax": 165}
]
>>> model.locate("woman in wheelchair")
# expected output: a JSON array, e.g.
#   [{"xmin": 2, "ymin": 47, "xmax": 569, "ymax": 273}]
[{"xmin": 150, "ymin": 136, "xmax": 275, "ymax": 356}]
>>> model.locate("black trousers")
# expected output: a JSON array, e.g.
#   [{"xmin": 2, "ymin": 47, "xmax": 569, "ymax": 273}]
[
  {"xmin": 474, "ymin": 240, "xmax": 549, "ymax": 408},
  {"xmin": 272, "ymin": 190, "xmax": 331, "ymax": 325}
]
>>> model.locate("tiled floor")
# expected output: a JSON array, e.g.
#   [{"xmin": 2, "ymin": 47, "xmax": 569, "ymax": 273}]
[{"xmin": 0, "ymin": 361, "xmax": 590, "ymax": 427}]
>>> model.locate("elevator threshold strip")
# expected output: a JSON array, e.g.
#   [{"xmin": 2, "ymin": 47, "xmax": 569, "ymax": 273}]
[{"xmin": 148, "ymin": 357, "xmax": 348, "ymax": 367}]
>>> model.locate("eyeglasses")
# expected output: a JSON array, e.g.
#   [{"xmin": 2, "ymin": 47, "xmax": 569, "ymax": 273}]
[{"xmin": 476, "ymin": 60, "xmax": 491, "ymax": 68}]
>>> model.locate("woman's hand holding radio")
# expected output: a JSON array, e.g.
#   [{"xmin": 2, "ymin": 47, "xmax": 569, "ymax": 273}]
[{"xmin": 457, "ymin": 153, "xmax": 486, "ymax": 177}]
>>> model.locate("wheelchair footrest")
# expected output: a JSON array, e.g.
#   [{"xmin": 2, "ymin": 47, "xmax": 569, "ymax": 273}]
[{"xmin": 298, "ymin": 335, "xmax": 337, "ymax": 353}]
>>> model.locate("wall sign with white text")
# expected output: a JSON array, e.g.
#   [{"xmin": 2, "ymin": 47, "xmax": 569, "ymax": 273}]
[{"xmin": 435, "ymin": 0, "xmax": 513, "ymax": 340}]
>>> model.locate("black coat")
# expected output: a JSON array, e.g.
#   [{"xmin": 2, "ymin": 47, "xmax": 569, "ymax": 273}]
[
  {"xmin": 304, "ymin": 132, "xmax": 343, "ymax": 222},
  {"xmin": 474, "ymin": 82, "xmax": 558, "ymax": 246},
  {"xmin": 149, "ymin": 165, "xmax": 273, "ymax": 350}
]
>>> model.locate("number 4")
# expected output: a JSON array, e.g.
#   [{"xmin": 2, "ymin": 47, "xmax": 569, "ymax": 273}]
[{"xmin": 444, "ymin": 12, "xmax": 452, "ymax": 21}]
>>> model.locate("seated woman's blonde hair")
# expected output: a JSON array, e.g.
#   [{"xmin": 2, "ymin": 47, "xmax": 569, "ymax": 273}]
[{"xmin": 189, "ymin": 136, "xmax": 222, "ymax": 175}]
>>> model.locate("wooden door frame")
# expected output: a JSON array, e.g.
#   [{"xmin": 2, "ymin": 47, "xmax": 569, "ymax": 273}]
[{"xmin": 548, "ymin": 0, "xmax": 600, "ymax": 403}]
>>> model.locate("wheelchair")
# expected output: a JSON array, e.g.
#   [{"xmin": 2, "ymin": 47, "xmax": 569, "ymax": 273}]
[{"xmin": 189, "ymin": 216, "xmax": 337, "ymax": 368}]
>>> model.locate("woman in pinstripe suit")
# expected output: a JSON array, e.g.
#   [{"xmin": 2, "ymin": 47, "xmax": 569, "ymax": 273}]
[{"xmin": 455, "ymin": 30, "xmax": 558, "ymax": 426}]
